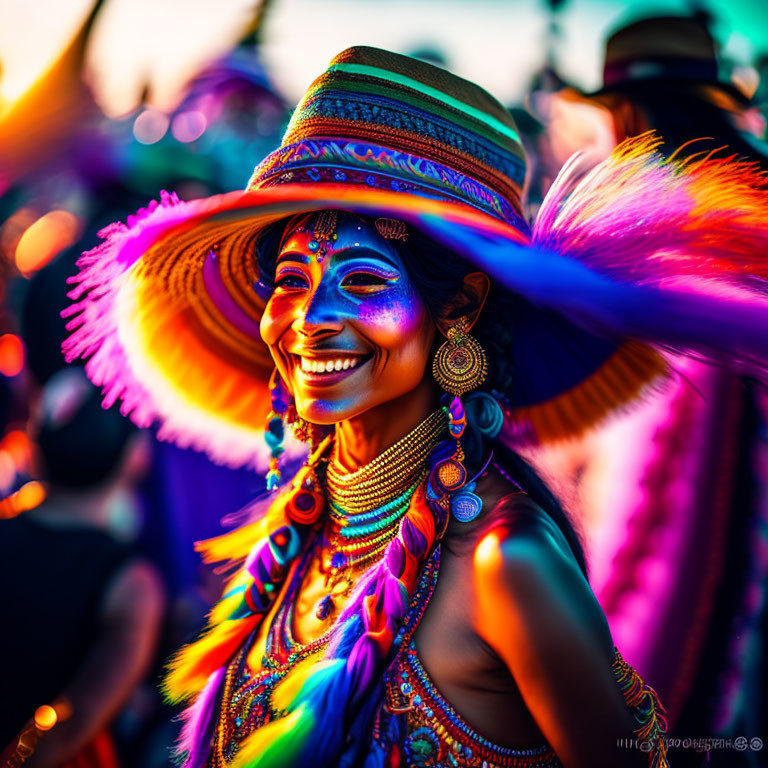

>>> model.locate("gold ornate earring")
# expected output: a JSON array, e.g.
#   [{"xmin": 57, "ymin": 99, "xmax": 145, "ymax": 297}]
[{"xmin": 432, "ymin": 317, "xmax": 488, "ymax": 396}]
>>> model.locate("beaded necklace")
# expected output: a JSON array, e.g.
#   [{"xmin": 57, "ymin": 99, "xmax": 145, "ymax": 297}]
[
  {"xmin": 316, "ymin": 409, "xmax": 447, "ymax": 619},
  {"xmin": 326, "ymin": 408, "xmax": 446, "ymax": 510},
  {"xmin": 211, "ymin": 542, "xmax": 443, "ymax": 768},
  {"xmin": 211, "ymin": 410, "xmax": 449, "ymax": 765}
]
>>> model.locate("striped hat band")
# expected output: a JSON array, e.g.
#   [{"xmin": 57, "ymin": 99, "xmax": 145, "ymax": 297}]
[{"xmin": 249, "ymin": 47, "xmax": 527, "ymax": 231}]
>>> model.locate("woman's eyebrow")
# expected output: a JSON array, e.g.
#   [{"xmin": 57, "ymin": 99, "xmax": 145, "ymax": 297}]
[
  {"xmin": 332, "ymin": 245, "xmax": 401, "ymax": 269},
  {"xmin": 276, "ymin": 251, "xmax": 311, "ymax": 266}
]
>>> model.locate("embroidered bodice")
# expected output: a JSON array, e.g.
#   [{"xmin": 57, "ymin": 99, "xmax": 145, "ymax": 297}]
[{"xmin": 208, "ymin": 545, "xmax": 666, "ymax": 768}]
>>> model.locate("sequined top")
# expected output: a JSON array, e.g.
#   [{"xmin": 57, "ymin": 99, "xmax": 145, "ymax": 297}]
[{"xmin": 209, "ymin": 546, "xmax": 667, "ymax": 768}]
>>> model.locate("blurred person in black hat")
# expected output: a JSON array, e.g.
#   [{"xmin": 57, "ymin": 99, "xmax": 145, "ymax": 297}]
[
  {"xmin": 0, "ymin": 259, "xmax": 165, "ymax": 768},
  {"xmin": 565, "ymin": 13, "xmax": 767, "ymax": 165},
  {"xmin": 535, "ymin": 14, "xmax": 768, "ymax": 768}
]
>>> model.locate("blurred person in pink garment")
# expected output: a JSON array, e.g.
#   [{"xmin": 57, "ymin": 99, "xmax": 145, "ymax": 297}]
[{"xmin": 534, "ymin": 14, "xmax": 768, "ymax": 766}]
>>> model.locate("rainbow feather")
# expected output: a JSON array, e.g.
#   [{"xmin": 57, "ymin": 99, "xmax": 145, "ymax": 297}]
[
  {"xmin": 532, "ymin": 133, "xmax": 768, "ymax": 373},
  {"xmin": 176, "ymin": 666, "xmax": 227, "ymax": 768}
]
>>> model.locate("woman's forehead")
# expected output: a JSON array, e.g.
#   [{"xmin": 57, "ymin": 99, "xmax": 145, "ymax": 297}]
[{"xmin": 277, "ymin": 211, "xmax": 403, "ymax": 264}]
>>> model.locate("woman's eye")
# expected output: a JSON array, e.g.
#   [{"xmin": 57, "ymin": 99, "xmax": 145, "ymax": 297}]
[
  {"xmin": 275, "ymin": 273, "xmax": 309, "ymax": 290},
  {"xmin": 340, "ymin": 272, "xmax": 392, "ymax": 295}
]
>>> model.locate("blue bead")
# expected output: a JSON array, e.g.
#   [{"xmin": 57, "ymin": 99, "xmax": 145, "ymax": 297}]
[
  {"xmin": 308, "ymin": 240, "xmax": 319, "ymax": 252},
  {"xmin": 315, "ymin": 595, "xmax": 333, "ymax": 620},
  {"xmin": 451, "ymin": 490, "xmax": 483, "ymax": 522},
  {"xmin": 413, "ymin": 694, "xmax": 422, "ymax": 706},
  {"xmin": 400, "ymin": 682, "xmax": 412, "ymax": 695},
  {"xmin": 235, "ymin": 717, "xmax": 243, "ymax": 727}
]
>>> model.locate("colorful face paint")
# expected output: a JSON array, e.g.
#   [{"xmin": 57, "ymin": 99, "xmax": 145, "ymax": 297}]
[{"xmin": 260, "ymin": 213, "xmax": 435, "ymax": 424}]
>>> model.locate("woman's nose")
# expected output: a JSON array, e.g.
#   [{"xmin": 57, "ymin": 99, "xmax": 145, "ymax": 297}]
[{"xmin": 293, "ymin": 278, "xmax": 344, "ymax": 339}]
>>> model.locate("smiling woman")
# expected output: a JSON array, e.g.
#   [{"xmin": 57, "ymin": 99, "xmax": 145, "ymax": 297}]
[
  {"xmin": 62, "ymin": 46, "xmax": 768, "ymax": 768},
  {"xmin": 261, "ymin": 212, "xmax": 436, "ymax": 433}
]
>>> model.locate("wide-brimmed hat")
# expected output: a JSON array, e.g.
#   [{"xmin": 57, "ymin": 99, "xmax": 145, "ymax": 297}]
[
  {"xmin": 65, "ymin": 46, "xmax": 768, "ymax": 470},
  {"xmin": 580, "ymin": 15, "xmax": 751, "ymax": 108}
]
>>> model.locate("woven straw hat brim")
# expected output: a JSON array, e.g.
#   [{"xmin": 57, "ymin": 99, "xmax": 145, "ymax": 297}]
[
  {"xmin": 63, "ymin": 184, "xmax": 519, "ymax": 469},
  {"xmin": 64, "ymin": 181, "xmax": 666, "ymax": 469}
]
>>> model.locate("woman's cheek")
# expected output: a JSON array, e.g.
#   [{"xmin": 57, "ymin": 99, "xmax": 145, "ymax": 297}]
[
  {"xmin": 260, "ymin": 293, "xmax": 296, "ymax": 347},
  {"xmin": 356, "ymin": 287, "xmax": 429, "ymax": 343}
]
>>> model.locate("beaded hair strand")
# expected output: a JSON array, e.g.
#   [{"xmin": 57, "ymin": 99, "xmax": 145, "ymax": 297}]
[
  {"xmin": 227, "ymin": 444, "xmax": 451, "ymax": 768},
  {"xmin": 165, "ymin": 440, "xmax": 331, "ymax": 767}
]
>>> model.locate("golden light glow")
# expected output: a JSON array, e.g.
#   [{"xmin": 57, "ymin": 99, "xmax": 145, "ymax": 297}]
[
  {"xmin": 0, "ymin": 430, "xmax": 33, "ymax": 471},
  {"xmin": 0, "ymin": 334, "xmax": 25, "ymax": 377},
  {"xmin": 34, "ymin": 705, "xmax": 57, "ymax": 731},
  {"xmin": 0, "ymin": 480, "xmax": 46, "ymax": 519},
  {"xmin": 15, "ymin": 210, "xmax": 80, "ymax": 274},
  {"xmin": 0, "ymin": 207, "xmax": 37, "ymax": 263}
]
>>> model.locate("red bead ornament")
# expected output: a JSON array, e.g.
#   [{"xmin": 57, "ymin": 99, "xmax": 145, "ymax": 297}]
[
  {"xmin": 282, "ymin": 462, "xmax": 326, "ymax": 526},
  {"xmin": 285, "ymin": 488, "xmax": 324, "ymax": 526}
]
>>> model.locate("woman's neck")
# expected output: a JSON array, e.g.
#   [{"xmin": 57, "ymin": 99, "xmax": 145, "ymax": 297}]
[{"xmin": 333, "ymin": 376, "xmax": 439, "ymax": 472}]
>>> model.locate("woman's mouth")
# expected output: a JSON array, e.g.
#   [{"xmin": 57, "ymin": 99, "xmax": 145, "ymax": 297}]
[{"xmin": 292, "ymin": 353, "xmax": 370, "ymax": 384}]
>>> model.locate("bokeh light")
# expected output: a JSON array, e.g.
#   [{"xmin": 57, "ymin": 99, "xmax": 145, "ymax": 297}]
[
  {"xmin": 171, "ymin": 110, "xmax": 207, "ymax": 143},
  {"xmin": 0, "ymin": 452, "xmax": 15, "ymax": 493},
  {"xmin": 133, "ymin": 108, "xmax": 170, "ymax": 144},
  {"xmin": 15, "ymin": 210, "xmax": 80, "ymax": 274},
  {"xmin": 0, "ymin": 430, "xmax": 33, "ymax": 471},
  {"xmin": 0, "ymin": 334, "xmax": 25, "ymax": 377},
  {"xmin": 34, "ymin": 705, "xmax": 57, "ymax": 731},
  {"xmin": 0, "ymin": 207, "xmax": 38, "ymax": 263},
  {"xmin": 0, "ymin": 480, "xmax": 46, "ymax": 519}
]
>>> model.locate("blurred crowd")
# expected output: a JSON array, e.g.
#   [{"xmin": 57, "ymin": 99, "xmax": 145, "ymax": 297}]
[{"xmin": 1, "ymin": 3, "xmax": 767, "ymax": 767}]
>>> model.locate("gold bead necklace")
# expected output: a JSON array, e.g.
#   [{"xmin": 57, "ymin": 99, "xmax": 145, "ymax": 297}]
[
  {"xmin": 326, "ymin": 409, "xmax": 446, "ymax": 513},
  {"xmin": 314, "ymin": 408, "xmax": 447, "ymax": 621}
]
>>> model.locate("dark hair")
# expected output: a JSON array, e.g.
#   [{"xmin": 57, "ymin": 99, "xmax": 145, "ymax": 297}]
[
  {"xmin": 615, "ymin": 84, "xmax": 768, "ymax": 170},
  {"xmin": 37, "ymin": 383, "xmax": 136, "ymax": 489},
  {"xmin": 256, "ymin": 212, "xmax": 589, "ymax": 577}
]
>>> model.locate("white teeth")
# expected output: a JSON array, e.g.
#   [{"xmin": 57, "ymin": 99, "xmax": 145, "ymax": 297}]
[{"xmin": 300, "ymin": 357, "xmax": 361, "ymax": 373}]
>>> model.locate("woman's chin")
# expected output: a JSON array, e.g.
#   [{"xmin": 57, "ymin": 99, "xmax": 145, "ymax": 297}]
[{"xmin": 295, "ymin": 399, "xmax": 366, "ymax": 426}]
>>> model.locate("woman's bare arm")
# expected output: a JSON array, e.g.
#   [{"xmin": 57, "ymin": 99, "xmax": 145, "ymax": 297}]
[{"xmin": 472, "ymin": 509, "xmax": 647, "ymax": 768}]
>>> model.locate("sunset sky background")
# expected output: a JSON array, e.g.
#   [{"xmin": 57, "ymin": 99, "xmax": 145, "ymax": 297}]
[{"xmin": 2, "ymin": 0, "xmax": 767, "ymax": 119}]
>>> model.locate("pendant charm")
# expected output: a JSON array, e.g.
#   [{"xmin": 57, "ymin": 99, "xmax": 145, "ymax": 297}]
[
  {"xmin": 431, "ymin": 457, "xmax": 466, "ymax": 494},
  {"xmin": 450, "ymin": 481, "xmax": 483, "ymax": 522},
  {"xmin": 315, "ymin": 594, "xmax": 334, "ymax": 620}
]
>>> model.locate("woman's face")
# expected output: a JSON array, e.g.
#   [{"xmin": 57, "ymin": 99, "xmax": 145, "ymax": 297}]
[{"xmin": 260, "ymin": 213, "xmax": 436, "ymax": 425}]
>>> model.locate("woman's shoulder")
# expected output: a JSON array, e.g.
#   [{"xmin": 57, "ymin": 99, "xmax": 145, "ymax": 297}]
[
  {"xmin": 470, "ymin": 486, "xmax": 615, "ymax": 662},
  {"xmin": 472, "ymin": 492, "xmax": 582, "ymax": 598},
  {"xmin": 469, "ymin": 462, "xmax": 578, "ymax": 572}
]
